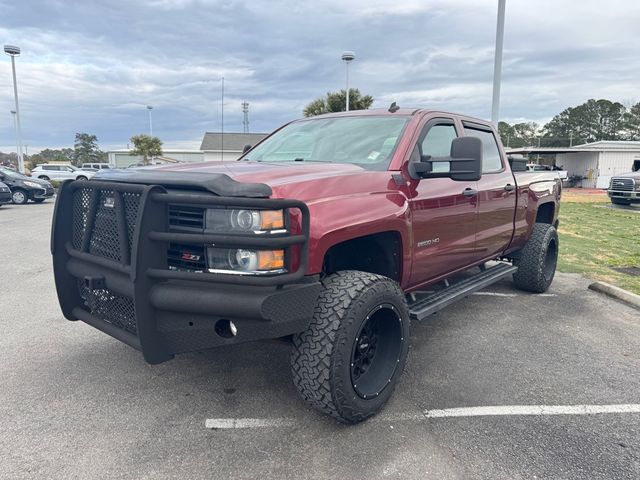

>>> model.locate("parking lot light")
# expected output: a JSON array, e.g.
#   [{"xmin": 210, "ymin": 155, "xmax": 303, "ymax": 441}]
[{"xmin": 4, "ymin": 44, "xmax": 24, "ymax": 173}]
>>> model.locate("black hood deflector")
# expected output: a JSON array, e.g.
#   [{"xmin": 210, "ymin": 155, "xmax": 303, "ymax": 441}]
[{"xmin": 94, "ymin": 169, "xmax": 272, "ymax": 198}]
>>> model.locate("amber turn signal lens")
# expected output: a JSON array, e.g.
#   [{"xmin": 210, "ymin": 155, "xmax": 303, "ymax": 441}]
[
  {"xmin": 259, "ymin": 210, "xmax": 285, "ymax": 230},
  {"xmin": 257, "ymin": 249, "xmax": 285, "ymax": 270}
]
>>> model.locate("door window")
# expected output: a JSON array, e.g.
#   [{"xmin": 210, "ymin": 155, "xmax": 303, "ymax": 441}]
[
  {"xmin": 463, "ymin": 127, "xmax": 503, "ymax": 173},
  {"xmin": 420, "ymin": 123, "xmax": 457, "ymax": 173}
]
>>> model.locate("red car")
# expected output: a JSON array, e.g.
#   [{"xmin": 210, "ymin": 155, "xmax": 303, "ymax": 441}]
[{"xmin": 51, "ymin": 108, "xmax": 561, "ymax": 423}]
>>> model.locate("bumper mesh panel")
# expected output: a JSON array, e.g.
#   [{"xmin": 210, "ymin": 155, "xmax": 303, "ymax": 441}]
[
  {"xmin": 78, "ymin": 280, "xmax": 137, "ymax": 334},
  {"xmin": 71, "ymin": 188, "xmax": 141, "ymax": 263}
]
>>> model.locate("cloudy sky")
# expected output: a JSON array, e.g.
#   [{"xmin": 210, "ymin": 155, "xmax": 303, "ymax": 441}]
[{"xmin": 1, "ymin": 0, "xmax": 639, "ymax": 153}]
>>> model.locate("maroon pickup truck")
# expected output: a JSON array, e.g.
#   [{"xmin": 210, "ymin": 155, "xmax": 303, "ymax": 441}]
[{"xmin": 51, "ymin": 107, "xmax": 561, "ymax": 423}]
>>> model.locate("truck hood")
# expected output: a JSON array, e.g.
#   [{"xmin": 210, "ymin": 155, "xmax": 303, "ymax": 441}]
[{"xmin": 109, "ymin": 161, "xmax": 380, "ymax": 201}]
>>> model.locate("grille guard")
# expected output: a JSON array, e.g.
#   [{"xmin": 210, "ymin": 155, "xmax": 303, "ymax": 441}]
[{"xmin": 51, "ymin": 179, "xmax": 314, "ymax": 364}]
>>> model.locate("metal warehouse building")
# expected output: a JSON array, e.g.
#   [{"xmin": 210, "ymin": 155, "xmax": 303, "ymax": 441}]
[
  {"xmin": 107, "ymin": 132, "xmax": 269, "ymax": 168},
  {"xmin": 508, "ymin": 141, "xmax": 640, "ymax": 188}
]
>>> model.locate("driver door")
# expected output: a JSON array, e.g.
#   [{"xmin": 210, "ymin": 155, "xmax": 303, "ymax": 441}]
[{"xmin": 407, "ymin": 118, "xmax": 479, "ymax": 287}]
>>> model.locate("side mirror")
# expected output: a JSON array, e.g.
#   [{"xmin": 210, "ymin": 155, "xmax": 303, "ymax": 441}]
[
  {"xmin": 242, "ymin": 144, "xmax": 252, "ymax": 154},
  {"xmin": 409, "ymin": 136, "xmax": 483, "ymax": 182}
]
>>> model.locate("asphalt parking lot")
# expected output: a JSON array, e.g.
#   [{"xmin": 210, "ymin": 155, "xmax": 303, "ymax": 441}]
[{"xmin": 1, "ymin": 201, "xmax": 639, "ymax": 479}]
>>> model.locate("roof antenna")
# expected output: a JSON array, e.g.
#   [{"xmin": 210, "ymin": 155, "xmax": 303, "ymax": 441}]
[{"xmin": 388, "ymin": 102, "xmax": 400, "ymax": 113}]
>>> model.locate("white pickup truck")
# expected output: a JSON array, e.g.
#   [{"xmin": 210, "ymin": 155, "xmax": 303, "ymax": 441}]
[{"xmin": 526, "ymin": 163, "xmax": 568, "ymax": 181}]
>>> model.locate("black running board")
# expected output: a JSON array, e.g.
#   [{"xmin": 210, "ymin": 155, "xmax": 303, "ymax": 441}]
[{"xmin": 409, "ymin": 263, "xmax": 518, "ymax": 321}]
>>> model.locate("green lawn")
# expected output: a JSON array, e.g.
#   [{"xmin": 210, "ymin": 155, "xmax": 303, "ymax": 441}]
[{"xmin": 557, "ymin": 201, "xmax": 640, "ymax": 294}]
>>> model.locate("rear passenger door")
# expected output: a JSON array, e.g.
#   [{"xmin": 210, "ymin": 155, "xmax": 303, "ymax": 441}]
[{"xmin": 463, "ymin": 123, "xmax": 517, "ymax": 260}]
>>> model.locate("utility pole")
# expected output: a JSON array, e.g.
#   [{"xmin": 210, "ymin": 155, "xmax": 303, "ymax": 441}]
[
  {"xmin": 490, "ymin": 0, "xmax": 506, "ymax": 125},
  {"xmin": 242, "ymin": 101, "xmax": 250, "ymax": 134}
]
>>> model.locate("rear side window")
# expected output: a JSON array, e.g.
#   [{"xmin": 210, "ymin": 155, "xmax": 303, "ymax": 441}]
[
  {"xmin": 420, "ymin": 123, "xmax": 457, "ymax": 173},
  {"xmin": 463, "ymin": 127, "xmax": 503, "ymax": 173}
]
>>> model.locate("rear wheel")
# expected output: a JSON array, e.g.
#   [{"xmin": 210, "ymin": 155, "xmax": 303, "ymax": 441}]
[
  {"xmin": 33, "ymin": 198, "xmax": 46, "ymax": 203},
  {"xmin": 291, "ymin": 271, "xmax": 410, "ymax": 423},
  {"xmin": 512, "ymin": 223, "xmax": 558, "ymax": 293},
  {"xmin": 611, "ymin": 198, "xmax": 631, "ymax": 206},
  {"xmin": 11, "ymin": 189, "xmax": 28, "ymax": 205}
]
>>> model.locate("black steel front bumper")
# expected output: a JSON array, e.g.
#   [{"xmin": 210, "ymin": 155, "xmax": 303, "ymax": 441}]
[{"xmin": 51, "ymin": 180, "xmax": 321, "ymax": 364}]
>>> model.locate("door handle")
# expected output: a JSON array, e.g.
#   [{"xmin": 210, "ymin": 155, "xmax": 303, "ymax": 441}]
[
  {"xmin": 504, "ymin": 184, "xmax": 516, "ymax": 192},
  {"xmin": 462, "ymin": 188, "xmax": 478, "ymax": 197}
]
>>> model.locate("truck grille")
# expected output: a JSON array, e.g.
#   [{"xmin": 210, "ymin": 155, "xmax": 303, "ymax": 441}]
[
  {"xmin": 72, "ymin": 188, "xmax": 141, "ymax": 263},
  {"xmin": 168, "ymin": 205, "xmax": 204, "ymax": 230},
  {"xmin": 610, "ymin": 178, "xmax": 634, "ymax": 192},
  {"xmin": 78, "ymin": 279, "xmax": 137, "ymax": 334}
]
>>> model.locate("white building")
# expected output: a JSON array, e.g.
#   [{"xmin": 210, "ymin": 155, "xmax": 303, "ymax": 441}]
[
  {"xmin": 507, "ymin": 141, "xmax": 640, "ymax": 188},
  {"xmin": 200, "ymin": 132, "xmax": 268, "ymax": 162},
  {"xmin": 107, "ymin": 149, "xmax": 204, "ymax": 168}
]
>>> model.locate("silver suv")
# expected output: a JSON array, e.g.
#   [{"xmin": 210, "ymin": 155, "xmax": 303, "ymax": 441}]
[{"xmin": 31, "ymin": 164, "xmax": 96, "ymax": 181}]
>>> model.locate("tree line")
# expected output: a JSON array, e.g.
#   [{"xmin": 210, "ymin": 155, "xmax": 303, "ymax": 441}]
[{"xmin": 499, "ymin": 99, "xmax": 640, "ymax": 148}]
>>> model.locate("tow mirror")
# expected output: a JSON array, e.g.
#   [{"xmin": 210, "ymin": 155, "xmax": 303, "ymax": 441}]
[{"xmin": 409, "ymin": 136, "xmax": 483, "ymax": 182}]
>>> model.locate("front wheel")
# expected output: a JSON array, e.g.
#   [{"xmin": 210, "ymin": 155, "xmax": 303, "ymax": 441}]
[
  {"xmin": 38, "ymin": 175, "xmax": 50, "ymax": 181},
  {"xmin": 291, "ymin": 271, "xmax": 410, "ymax": 423},
  {"xmin": 33, "ymin": 198, "xmax": 46, "ymax": 203},
  {"xmin": 513, "ymin": 223, "xmax": 559, "ymax": 293},
  {"xmin": 11, "ymin": 189, "xmax": 28, "ymax": 205},
  {"xmin": 76, "ymin": 175, "xmax": 88, "ymax": 181}
]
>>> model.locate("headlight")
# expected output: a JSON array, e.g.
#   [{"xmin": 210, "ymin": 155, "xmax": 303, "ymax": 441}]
[
  {"xmin": 23, "ymin": 181, "xmax": 43, "ymax": 188},
  {"xmin": 206, "ymin": 247, "xmax": 285, "ymax": 274},
  {"xmin": 205, "ymin": 208, "xmax": 285, "ymax": 233},
  {"xmin": 202, "ymin": 208, "xmax": 287, "ymax": 274},
  {"xmin": 635, "ymin": 179, "xmax": 640, "ymax": 190}
]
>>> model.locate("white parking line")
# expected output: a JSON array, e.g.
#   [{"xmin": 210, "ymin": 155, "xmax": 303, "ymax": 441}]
[
  {"xmin": 422, "ymin": 404, "xmax": 640, "ymax": 418},
  {"xmin": 205, "ymin": 418, "xmax": 295, "ymax": 429},
  {"xmin": 205, "ymin": 404, "xmax": 640, "ymax": 429},
  {"xmin": 472, "ymin": 292, "xmax": 517, "ymax": 297}
]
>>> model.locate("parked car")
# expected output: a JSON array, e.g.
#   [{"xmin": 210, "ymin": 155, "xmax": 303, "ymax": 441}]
[
  {"xmin": 51, "ymin": 107, "xmax": 561, "ymax": 423},
  {"xmin": 31, "ymin": 164, "xmax": 95, "ymax": 181},
  {"xmin": 0, "ymin": 180, "xmax": 11, "ymax": 206},
  {"xmin": 82, "ymin": 163, "xmax": 111, "ymax": 170},
  {"xmin": 607, "ymin": 172, "xmax": 640, "ymax": 205},
  {"xmin": 0, "ymin": 166, "xmax": 55, "ymax": 204}
]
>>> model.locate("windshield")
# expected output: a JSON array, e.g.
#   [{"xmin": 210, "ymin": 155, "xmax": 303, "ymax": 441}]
[
  {"xmin": 242, "ymin": 115, "xmax": 409, "ymax": 170},
  {"xmin": 0, "ymin": 167, "xmax": 28, "ymax": 179}
]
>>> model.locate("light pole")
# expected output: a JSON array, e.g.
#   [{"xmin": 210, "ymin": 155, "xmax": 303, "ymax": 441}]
[
  {"xmin": 146, "ymin": 105, "xmax": 153, "ymax": 136},
  {"xmin": 5, "ymin": 45, "xmax": 24, "ymax": 173},
  {"xmin": 10, "ymin": 110, "xmax": 19, "ymax": 165},
  {"xmin": 341, "ymin": 51, "xmax": 355, "ymax": 111},
  {"xmin": 490, "ymin": 0, "xmax": 506, "ymax": 125},
  {"xmin": 220, "ymin": 77, "xmax": 224, "ymax": 161}
]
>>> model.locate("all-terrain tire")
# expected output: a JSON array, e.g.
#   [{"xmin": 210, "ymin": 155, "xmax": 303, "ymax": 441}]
[
  {"xmin": 512, "ymin": 223, "xmax": 559, "ymax": 293},
  {"xmin": 291, "ymin": 271, "xmax": 410, "ymax": 423}
]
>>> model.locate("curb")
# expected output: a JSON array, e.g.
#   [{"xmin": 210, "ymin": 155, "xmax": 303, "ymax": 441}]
[{"xmin": 588, "ymin": 281, "xmax": 640, "ymax": 310}]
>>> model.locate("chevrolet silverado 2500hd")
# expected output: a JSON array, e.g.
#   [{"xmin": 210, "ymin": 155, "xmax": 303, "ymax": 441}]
[{"xmin": 51, "ymin": 108, "xmax": 561, "ymax": 423}]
